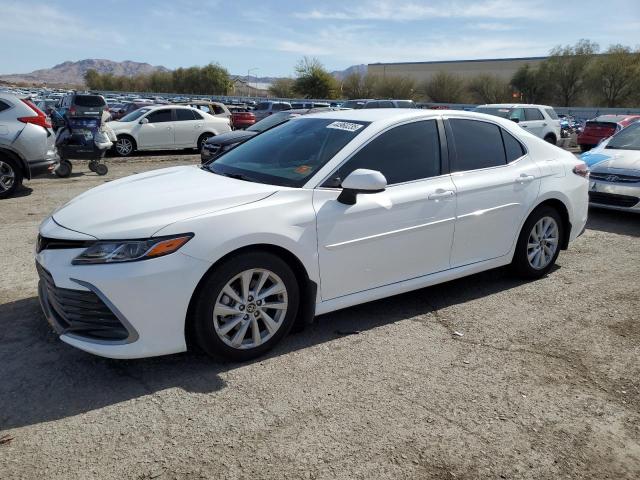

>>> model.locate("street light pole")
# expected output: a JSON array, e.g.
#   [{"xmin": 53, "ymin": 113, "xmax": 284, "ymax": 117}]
[{"xmin": 248, "ymin": 67, "xmax": 258, "ymax": 98}]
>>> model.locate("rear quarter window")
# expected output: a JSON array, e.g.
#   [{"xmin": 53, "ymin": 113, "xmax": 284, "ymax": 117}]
[
  {"xmin": 74, "ymin": 95, "xmax": 106, "ymax": 107},
  {"xmin": 0, "ymin": 100, "xmax": 11, "ymax": 112},
  {"xmin": 545, "ymin": 108, "xmax": 559, "ymax": 120}
]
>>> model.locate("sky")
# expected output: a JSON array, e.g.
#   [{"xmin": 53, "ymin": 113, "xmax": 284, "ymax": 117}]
[{"xmin": 2, "ymin": 0, "xmax": 639, "ymax": 77}]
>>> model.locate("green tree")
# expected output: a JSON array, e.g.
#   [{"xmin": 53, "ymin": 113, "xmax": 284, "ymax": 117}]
[
  {"xmin": 293, "ymin": 57, "xmax": 338, "ymax": 99},
  {"xmin": 587, "ymin": 45, "xmax": 640, "ymax": 107},
  {"xmin": 467, "ymin": 74, "xmax": 512, "ymax": 103},
  {"xmin": 84, "ymin": 69, "xmax": 102, "ymax": 89},
  {"xmin": 269, "ymin": 78, "xmax": 296, "ymax": 98},
  {"xmin": 545, "ymin": 39, "xmax": 599, "ymax": 106},
  {"xmin": 373, "ymin": 75, "xmax": 416, "ymax": 99},
  {"xmin": 341, "ymin": 71, "xmax": 377, "ymax": 99},
  {"xmin": 421, "ymin": 71, "xmax": 467, "ymax": 103},
  {"xmin": 510, "ymin": 63, "xmax": 551, "ymax": 104}
]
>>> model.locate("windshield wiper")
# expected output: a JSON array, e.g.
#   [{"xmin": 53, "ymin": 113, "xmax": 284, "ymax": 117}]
[{"xmin": 218, "ymin": 171, "xmax": 257, "ymax": 183}]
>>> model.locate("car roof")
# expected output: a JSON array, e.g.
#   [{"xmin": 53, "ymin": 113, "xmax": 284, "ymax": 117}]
[
  {"xmin": 594, "ymin": 114, "xmax": 640, "ymax": 122},
  {"xmin": 479, "ymin": 103, "xmax": 552, "ymax": 109}
]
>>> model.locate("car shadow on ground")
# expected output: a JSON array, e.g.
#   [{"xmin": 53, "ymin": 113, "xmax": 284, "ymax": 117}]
[
  {"xmin": 586, "ymin": 208, "xmax": 640, "ymax": 238},
  {"xmin": 9, "ymin": 185, "xmax": 33, "ymax": 198},
  {"xmin": 0, "ymin": 266, "xmax": 540, "ymax": 431},
  {"xmin": 105, "ymin": 149, "xmax": 199, "ymax": 158}
]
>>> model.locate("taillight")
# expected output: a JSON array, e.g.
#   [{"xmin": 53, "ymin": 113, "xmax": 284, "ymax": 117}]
[
  {"xmin": 69, "ymin": 106, "xmax": 77, "ymax": 115},
  {"xmin": 18, "ymin": 99, "xmax": 52, "ymax": 129},
  {"xmin": 573, "ymin": 163, "xmax": 589, "ymax": 178}
]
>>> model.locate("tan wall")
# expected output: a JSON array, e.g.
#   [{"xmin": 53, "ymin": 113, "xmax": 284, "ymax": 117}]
[{"xmin": 368, "ymin": 58, "xmax": 547, "ymax": 83}]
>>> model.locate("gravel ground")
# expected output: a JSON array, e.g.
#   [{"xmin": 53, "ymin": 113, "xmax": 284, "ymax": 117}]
[{"xmin": 1, "ymin": 153, "xmax": 639, "ymax": 480}]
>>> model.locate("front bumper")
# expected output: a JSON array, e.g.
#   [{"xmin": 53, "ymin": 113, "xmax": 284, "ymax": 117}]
[
  {"xmin": 36, "ymin": 233, "xmax": 213, "ymax": 359},
  {"xmin": 588, "ymin": 179, "xmax": 640, "ymax": 213}
]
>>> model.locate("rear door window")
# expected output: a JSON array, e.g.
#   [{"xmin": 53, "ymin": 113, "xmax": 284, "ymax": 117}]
[
  {"xmin": 524, "ymin": 108, "xmax": 544, "ymax": 121},
  {"xmin": 449, "ymin": 119, "xmax": 507, "ymax": 171},
  {"xmin": 175, "ymin": 109, "xmax": 196, "ymax": 121}
]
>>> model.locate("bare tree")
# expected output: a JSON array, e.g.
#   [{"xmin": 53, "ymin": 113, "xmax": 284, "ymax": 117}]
[
  {"xmin": 421, "ymin": 71, "xmax": 467, "ymax": 103},
  {"xmin": 545, "ymin": 39, "xmax": 599, "ymax": 106},
  {"xmin": 467, "ymin": 74, "xmax": 512, "ymax": 103},
  {"xmin": 587, "ymin": 45, "xmax": 640, "ymax": 107}
]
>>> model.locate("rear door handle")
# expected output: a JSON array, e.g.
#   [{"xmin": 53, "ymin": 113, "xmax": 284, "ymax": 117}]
[
  {"xmin": 428, "ymin": 189, "xmax": 455, "ymax": 200},
  {"xmin": 516, "ymin": 174, "xmax": 536, "ymax": 184}
]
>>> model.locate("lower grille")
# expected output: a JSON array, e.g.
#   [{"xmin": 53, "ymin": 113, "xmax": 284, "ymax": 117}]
[
  {"xmin": 589, "ymin": 191, "xmax": 639, "ymax": 208},
  {"xmin": 37, "ymin": 263, "xmax": 129, "ymax": 341}
]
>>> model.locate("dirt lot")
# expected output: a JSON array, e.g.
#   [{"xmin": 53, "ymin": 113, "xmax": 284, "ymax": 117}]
[{"xmin": 1, "ymin": 154, "xmax": 639, "ymax": 480}]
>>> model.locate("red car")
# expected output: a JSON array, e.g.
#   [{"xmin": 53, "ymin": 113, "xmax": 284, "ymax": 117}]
[
  {"xmin": 578, "ymin": 114, "xmax": 640, "ymax": 152},
  {"xmin": 228, "ymin": 106, "xmax": 255, "ymax": 129}
]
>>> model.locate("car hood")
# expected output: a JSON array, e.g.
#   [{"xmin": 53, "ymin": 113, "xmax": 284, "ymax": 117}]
[
  {"xmin": 586, "ymin": 149, "xmax": 640, "ymax": 173},
  {"xmin": 52, "ymin": 166, "xmax": 278, "ymax": 239},
  {"xmin": 206, "ymin": 129, "xmax": 257, "ymax": 146}
]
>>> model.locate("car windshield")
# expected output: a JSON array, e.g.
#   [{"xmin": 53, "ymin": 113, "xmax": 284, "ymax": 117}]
[
  {"xmin": 247, "ymin": 112, "xmax": 292, "ymax": 132},
  {"xmin": 342, "ymin": 100, "xmax": 366, "ymax": 109},
  {"xmin": 255, "ymin": 102, "xmax": 270, "ymax": 110},
  {"xmin": 605, "ymin": 122, "xmax": 640, "ymax": 150},
  {"xmin": 475, "ymin": 107, "xmax": 511, "ymax": 118},
  {"xmin": 208, "ymin": 118, "xmax": 370, "ymax": 187},
  {"xmin": 119, "ymin": 108, "xmax": 151, "ymax": 122},
  {"xmin": 395, "ymin": 101, "xmax": 415, "ymax": 108}
]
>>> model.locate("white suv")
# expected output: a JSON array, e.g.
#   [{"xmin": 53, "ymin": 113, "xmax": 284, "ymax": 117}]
[
  {"xmin": 109, "ymin": 105, "xmax": 231, "ymax": 156},
  {"xmin": 476, "ymin": 104, "xmax": 561, "ymax": 145}
]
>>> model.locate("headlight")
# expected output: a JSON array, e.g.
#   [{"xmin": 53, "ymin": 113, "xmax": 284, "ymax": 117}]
[{"xmin": 72, "ymin": 234, "xmax": 193, "ymax": 265}]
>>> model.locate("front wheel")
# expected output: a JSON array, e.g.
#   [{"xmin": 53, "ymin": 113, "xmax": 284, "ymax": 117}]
[
  {"xmin": 197, "ymin": 133, "xmax": 213, "ymax": 152},
  {"xmin": 512, "ymin": 206, "xmax": 563, "ymax": 279},
  {"xmin": 115, "ymin": 136, "xmax": 135, "ymax": 157},
  {"xmin": 193, "ymin": 252, "xmax": 300, "ymax": 361}
]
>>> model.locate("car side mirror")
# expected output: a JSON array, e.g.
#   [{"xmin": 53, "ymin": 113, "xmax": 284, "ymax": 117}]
[
  {"xmin": 510, "ymin": 117, "xmax": 520, "ymax": 123},
  {"xmin": 337, "ymin": 169, "xmax": 387, "ymax": 205},
  {"xmin": 139, "ymin": 117, "xmax": 149, "ymax": 124}
]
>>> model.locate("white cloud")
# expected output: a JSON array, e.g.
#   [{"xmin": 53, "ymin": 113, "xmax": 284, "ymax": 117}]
[{"xmin": 295, "ymin": 0, "xmax": 545, "ymax": 21}]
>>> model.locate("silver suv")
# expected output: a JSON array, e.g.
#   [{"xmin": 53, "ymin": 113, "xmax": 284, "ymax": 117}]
[
  {"xmin": 0, "ymin": 93, "xmax": 58, "ymax": 198},
  {"xmin": 252, "ymin": 101, "xmax": 292, "ymax": 122}
]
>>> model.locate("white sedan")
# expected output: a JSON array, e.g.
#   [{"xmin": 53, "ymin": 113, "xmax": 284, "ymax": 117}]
[
  {"xmin": 36, "ymin": 109, "xmax": 589, "ymax": 360},
  {"xmin": 109, "ymin": 105, "xmax": 231, "ymax": 156}
]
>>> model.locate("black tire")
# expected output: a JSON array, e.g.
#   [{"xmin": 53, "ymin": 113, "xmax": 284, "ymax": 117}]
[
  {"xmin": 114, "ymin": 135, "xmax": 136, "ymax": 157},
  {"xmin": 95, "ymin": 163, "xmax": 108, "ymax": 176},
  {"xmin": 54, "ymin": 160, "xmax": 72, "ymax": 178},
  {"xmin": 88, "ymin": 160, "xmax": 98, "ymax": 172},
  {"xmin": 511, "ymin": 205, "xmax": 564, "ymax": 279},
  {"xmin": 0, "ymin": 156, "xmax": 23, "ymax": 199},
  {"xmin": 579, "ymin": 144, "xmax": 591, "ymax": 153},
  {"xmin": 197, "ymin": 133, "xmax": 213, "ymax": 152},
  {"xmin": 544, "ymin": 134, "xmax": 556, "ymax": 145},
  {"xmin": 193, "ymin": 252, "xmax": 300, "ymax": 361}
]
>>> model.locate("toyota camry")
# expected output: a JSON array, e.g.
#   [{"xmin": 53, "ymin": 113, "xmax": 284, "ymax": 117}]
[{"xmin": 36, "ymin": 109, "xmax": 589, "ymax": 360}]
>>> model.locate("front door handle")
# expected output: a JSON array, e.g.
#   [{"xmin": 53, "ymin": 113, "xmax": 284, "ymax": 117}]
[
  {"xmin": 428, "ymin": 189, "xmax": 455, "ymax": 200},
  {"xmin": 516, "ymin": 174, "xmax": 536, "ymax": 184}
]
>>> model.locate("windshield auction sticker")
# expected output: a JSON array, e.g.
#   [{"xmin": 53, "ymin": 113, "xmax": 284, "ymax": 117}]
[{"xmin": 326, "ymin": 121, "xmax": 364, "ymax": 132}]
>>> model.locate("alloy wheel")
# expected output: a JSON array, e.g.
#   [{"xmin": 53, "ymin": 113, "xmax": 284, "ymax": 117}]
[
  {"xmin": 116, "ymin": 138, "xmax": 133, "ymax": 156},
  {"xmin": 213, "ymin": 268, "xmax": 288, "ymax": 350},
  {"xmin": 527, "ymin": 216, "xmax": 559, "ymax": 270},
  {"xmin": 0, "ymin": 160, "xmax": 16, "ymax": 193}
]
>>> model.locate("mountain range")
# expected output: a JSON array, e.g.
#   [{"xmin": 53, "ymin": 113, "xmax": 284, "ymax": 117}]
[
  {"xmin": 0, "ymin": 59, "xmax": 169, "ymax": 86},
  {"xmin": 0, "ymin": 59, "xmax": 367, "ymax": 87}
]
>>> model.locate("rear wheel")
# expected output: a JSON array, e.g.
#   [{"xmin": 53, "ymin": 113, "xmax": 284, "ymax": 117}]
[
  {"xmin": 544, "ymin": 134, "xmax": 556, "ymax": 145},
  {"xmin": 197, "ymin": 133, "xmax": 213, "ymax": 152},
  {"xmin": 0, "ymin": 157, "xmax": 22, "ymax": 199},
  {"xmin": 54, "ymin": 160, "xmax": 72, "ymax": 178},
  {"xmin": 512, "ymin": 206, "xmax": 563, "ymax": 279},
  {"xmin": 115, "ymin": 136, "xmax": 135, "ymax": 157},
  {"xmin": 193, "ymin": 252, "xmax": 300, "ymax": 361},
  {"xmin": 579, "ymin": 144, "xmax": 591, "ymax": 153}
]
